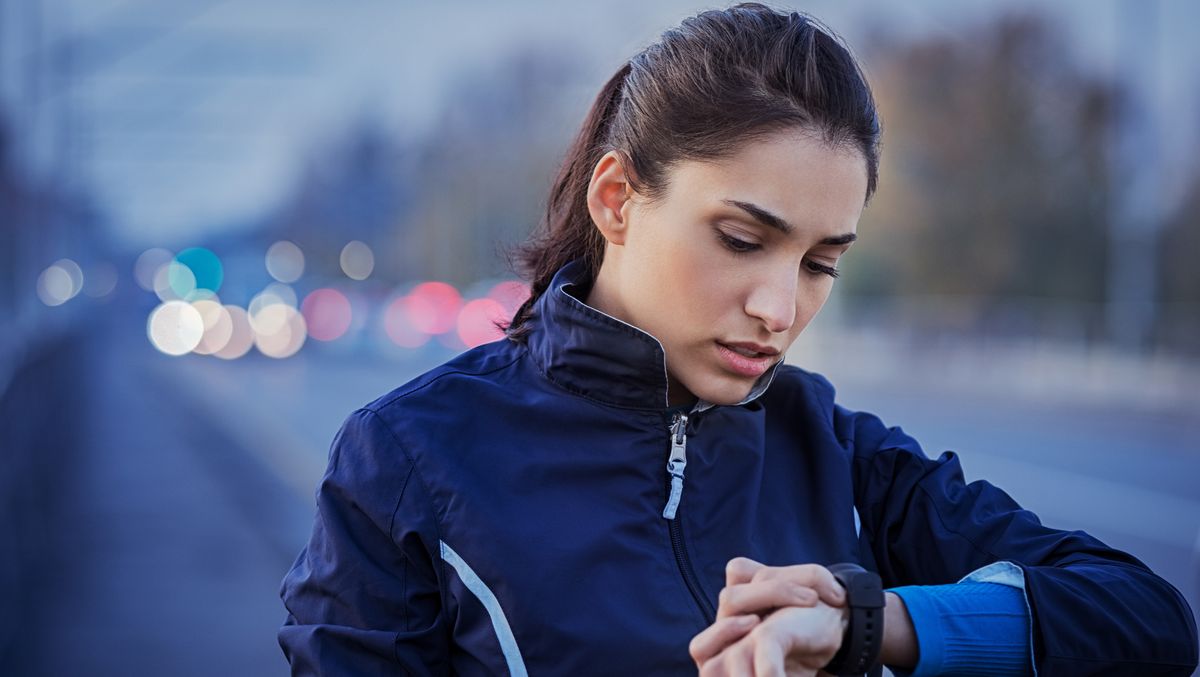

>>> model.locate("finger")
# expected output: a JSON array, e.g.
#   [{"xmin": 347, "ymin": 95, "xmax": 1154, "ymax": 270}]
[
  {"xmin": 701, "ymin": 637, "xmax": 757, "ymax": 677},
  {"xmin": 752, "ymin": 635, "xmax": 787, "ymax": 677},
  {"xmin": 717, "ymin": 579, "xmax": 819, "ymax": 619},
  {"xmin": 726, "ymin": 556, "xmax": 766, "ymax": 588},
  {"xmin": 751, "ymin": 564, "xmax": 845, "ymax": 607},
  {"xmin": 690, "ymin": 614, "xmax": 761, "ymax": 666}
]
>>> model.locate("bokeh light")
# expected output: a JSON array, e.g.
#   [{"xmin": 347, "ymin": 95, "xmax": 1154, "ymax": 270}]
[
  {"xmin": 175, "ymin": 247, "xmax": 223, "ymax": 294},
  {"xmin": 256, "ymin": 282, "xmax": 298, "ymax": 308},
  {"xmin": 55, "ymin": 258, "xmax": 84, "ymax": 298},
  {"xmin": 266, "ymin": 240, "xmax": 305, "ymax": 283},
  {"xmin": 155, "ymin": 261, "xmax": 196, "ymax": 301},
  {"xmin": 301, "ymin": 288, "xmax": 353, "ymax": 342},
  {"xmin": 214, "ymin": 306, "xmax": 254, "ymax": 360},
  {"xmin": 487, "ymin": 279, "xmax": 530, "ymax": 316},
  {"xmin": 457, "ymin": 298, "xmax": 507, "ymax": 348},
  {"xmin": 252, "ymin": 303, "xmax": 307, "ymax": 358},
  {"xmin": 248, "ymin": 284, "xmax": 298, "ymax": 332},
  {"xmin": 343, "ymin": 289, "xmax": 370, "ymax": 338},
  {"xmin": 36, "ymin": 263, "xmax": 77, "ymax": 306},
  {"xmin": 84, "ymin": 262, "xmax": 119, "ymax": 298},
  {"xmin": 406, "ymin": 281, "xmax": 462, "ymax": 334},
  {"xmin": 147, "ymin": 300, "xmax": 205, "ymax": 356},
  {"xmin": 191, "ymin": 299, "xmax": 234, "ymax": 355},
  {"xmin": 134, "ymin": 248, "xmax": 173, "ymax": 292},
  {"xmin": 340, "ymin": 240, "xmax": 375, "ymax": 281},
  {"xmin": 383, "ymin": 295, "xmax": 431, "ymax": 348}
]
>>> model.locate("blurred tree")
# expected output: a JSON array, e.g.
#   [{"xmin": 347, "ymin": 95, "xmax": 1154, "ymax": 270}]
[
  {"xmin": 267, "ymin": 43, "xmax": 585, "ymax": 288},
  {"xmin": 849, "ymin": 12, "xmax": 1118, "ymax": 342},
  {"xmin": 270, "ymin": 118, "xmax": 414, "ymax": 283},
  {"xmin": 402, "ymin": 44, "xmax": 584, "ymax": 286}
]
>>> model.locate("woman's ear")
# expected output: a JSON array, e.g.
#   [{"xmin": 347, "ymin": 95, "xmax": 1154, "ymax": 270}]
[{"xmin": 587, "ymin": 150, "xmax": 635, "ymax": 246}]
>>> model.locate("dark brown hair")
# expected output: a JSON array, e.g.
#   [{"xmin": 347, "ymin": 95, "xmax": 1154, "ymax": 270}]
[{"xmin": 506, "ymin": 2, "xmax": 881, "ymax": 341}]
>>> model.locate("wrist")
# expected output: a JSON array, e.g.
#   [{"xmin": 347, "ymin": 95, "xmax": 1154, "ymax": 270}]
[{"xmin": 879, "ymin": 591, "xmax": 918, "ymax": 669}]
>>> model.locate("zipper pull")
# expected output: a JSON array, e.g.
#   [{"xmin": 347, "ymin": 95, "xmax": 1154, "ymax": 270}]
[{"xmin": 662, "ymin": 413, "xmax": 689, "ymax": 520}]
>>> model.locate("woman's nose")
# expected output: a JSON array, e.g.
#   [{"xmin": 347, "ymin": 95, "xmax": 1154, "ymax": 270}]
[{"xmin": 744, "ymin": 274, "xmax": 798, "ymax": 334}]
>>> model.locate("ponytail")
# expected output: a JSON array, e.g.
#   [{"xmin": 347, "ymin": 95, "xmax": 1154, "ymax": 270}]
[{"xmin": 504, "ymin": 62, "xmax": 632, "ymax": 342}]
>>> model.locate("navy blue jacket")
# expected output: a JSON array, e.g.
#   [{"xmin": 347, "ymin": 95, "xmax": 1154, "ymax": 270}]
[{"xmin": 279, "ymin": 260, "xmax": 1198, "ymax": 675}]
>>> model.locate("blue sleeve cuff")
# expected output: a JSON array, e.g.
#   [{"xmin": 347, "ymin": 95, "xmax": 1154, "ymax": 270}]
[{"xmin": 884, "ymin": 564, "xmax": 1034, "ymax": 676}]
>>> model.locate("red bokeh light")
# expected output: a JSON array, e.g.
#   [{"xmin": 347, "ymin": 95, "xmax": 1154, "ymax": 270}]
[
  {"xmin": 301, "ymin": 288, "xmax": 353, "ymax": 342},
  {"xmin": 384, "ymin": 296, "xmax": 431, "ymax": 348},
  {"xmin": 457, "ymin": 298, "xmax": 507, "ymax": 348},
  {"xmin": 407, "ymin": 281, "xmax": 463, "ymax": 334},
  {"xmin": 486, "ymin": 280, "xmax": 530, "ymax": 317}
]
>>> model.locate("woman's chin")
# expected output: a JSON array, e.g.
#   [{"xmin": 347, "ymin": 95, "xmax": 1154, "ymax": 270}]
[{"xmin": 682, "ymin": 374, "xmax": 759, "ymax": 407}]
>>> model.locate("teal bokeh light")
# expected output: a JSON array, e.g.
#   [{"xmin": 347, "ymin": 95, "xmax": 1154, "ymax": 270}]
[{"xmin": 173, "ymin": 247, "xmax": 224, "ymax": 295}]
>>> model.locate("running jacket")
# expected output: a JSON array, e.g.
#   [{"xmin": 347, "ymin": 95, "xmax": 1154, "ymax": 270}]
[{"xmin": 279, "ymin": 259, "xmax": 1199, "ymax": 676}]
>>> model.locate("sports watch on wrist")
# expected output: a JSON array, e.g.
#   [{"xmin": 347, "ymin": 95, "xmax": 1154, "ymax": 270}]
[{"xmin": 821, "ymin": 562, "xmax": 885, "ymax": 676}]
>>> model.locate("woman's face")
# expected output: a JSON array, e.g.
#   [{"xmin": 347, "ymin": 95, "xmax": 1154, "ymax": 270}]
[{"xmin": 586, "ymin": 129, "xmax": 868, "ymax": 407}]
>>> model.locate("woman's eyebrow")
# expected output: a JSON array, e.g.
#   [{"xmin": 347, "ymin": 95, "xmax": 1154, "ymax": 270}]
[
  {"xmin": 721, "ymin": 199, "xmax": 857, "ymax": 245},
  {"xmin": 820, "ymin": 232, "xmax": 858, "ymax": 246}
]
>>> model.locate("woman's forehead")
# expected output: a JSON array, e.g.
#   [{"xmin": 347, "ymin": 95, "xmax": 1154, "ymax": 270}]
[{"xmin": 662, "ymin": 134, "xmax": 868, "ymax": 235}]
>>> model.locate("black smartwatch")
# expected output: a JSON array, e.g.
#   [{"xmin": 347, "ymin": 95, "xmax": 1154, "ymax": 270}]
[{"xmin": 821, "ymin": 563, "xmax": 885, "ymax": 676}]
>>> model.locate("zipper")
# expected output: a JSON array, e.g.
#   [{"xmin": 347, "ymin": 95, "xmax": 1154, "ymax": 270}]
[
  {"xmin": 661, "ymin": 412, "xmax": 717, "ymax": 622},
  {"xmin": 662, "ymin": 413, "xmax": 688, "ymax": 519}
]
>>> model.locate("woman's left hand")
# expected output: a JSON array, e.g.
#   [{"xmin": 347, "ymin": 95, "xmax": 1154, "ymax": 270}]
[
  {"xmin": 694, "ymin": 602, "xmax": 846, "ymax": 676},
  {"xmin": 690, "ymin": 557, "xmax": 849, "ymax": 676}
]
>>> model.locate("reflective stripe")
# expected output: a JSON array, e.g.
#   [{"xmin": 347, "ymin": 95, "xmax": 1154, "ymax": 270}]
[
  {"xmin": 440, "ymin": 540, "xmax": 528, "ymax": 677},
  {"xmin": 852, "ymin": 505, "xmax": 861, "ymax": 537}
]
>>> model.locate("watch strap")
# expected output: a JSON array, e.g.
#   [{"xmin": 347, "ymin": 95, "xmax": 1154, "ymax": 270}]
[{"xmin": 822, "ymin": 562, "xmax": 885, "ymax": 676}]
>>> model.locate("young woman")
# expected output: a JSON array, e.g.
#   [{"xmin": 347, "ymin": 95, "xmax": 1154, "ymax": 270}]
[{"xmin": 279, "ymin": 4, "xmax": 1198, "ymax": 675}]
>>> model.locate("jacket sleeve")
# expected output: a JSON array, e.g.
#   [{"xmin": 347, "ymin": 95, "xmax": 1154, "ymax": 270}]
[
  {"xmin": 837, "ymin": 403, "xmax": 1199, "ymax": 676},
  {"xmin": 279, "ymin": 408, "xmax": 451, "ymax": 675}
]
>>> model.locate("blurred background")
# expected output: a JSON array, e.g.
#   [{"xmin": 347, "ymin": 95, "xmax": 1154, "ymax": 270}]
[{"xmin": 2, "ymin": 0, "xmax": 1197, "ymax": 675}]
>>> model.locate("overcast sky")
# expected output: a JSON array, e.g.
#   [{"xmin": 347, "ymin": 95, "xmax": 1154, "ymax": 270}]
[{"xmin": 3, "ymin": 0, "xmax": 1197, "ymax": 250}]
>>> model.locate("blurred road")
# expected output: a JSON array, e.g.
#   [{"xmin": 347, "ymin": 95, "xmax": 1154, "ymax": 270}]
[
  {"xmin": 8, "ymin": 308, "xmax": 1199, "ymax": 676},
  {"xmin": 14, "ymin": 316, "xmax": 304, "ymax": 677}
]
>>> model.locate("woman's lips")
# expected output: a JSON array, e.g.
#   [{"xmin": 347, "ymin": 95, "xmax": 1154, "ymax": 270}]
[{"xmin": 715, "ymin": 341, "xmax": 774, "ymax": 377}]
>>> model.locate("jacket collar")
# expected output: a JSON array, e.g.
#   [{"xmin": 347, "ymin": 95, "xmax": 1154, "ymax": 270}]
[{"xmin": 525, "ymin": 259, "xmax": 782, "ymax": 411}]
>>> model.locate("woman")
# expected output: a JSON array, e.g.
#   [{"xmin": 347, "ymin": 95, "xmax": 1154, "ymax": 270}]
[{"xmin": 278, "ymin": 4, "xmax": 1198, "ymax": 675}]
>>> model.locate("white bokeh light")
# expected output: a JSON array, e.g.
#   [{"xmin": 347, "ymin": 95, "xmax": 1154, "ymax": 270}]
[
  {"xmin": 36, "ymin": 264, "xmax": 75, "ymax": 306},
  {"xmin": 214, "ymin": 306, "xmax": 255, "ymax": 360},
  {"xmin": 191, "ymin": 299, "xmax": 234, "ymax": 355},
  {"xmin": 252, "ymin": 303, "xmax": 307, "ymax": 358},
  {"xmin": 147, "ymin": 300, "xmax": 205, "ymax": 356},
  {"xmin": 54, "ymin": 258, "xmax": 84, "ymax": 299},
  {"xmin": 266, "ymin": 240, "xmax": 305, "ymax": 283},
  {"xmin": 340, "ymin": 240, "xmax": 375, "ymax": 281}
]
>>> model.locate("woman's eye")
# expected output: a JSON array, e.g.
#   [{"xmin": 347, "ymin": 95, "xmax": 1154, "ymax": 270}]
[
  {"xmin": 804, "ymin": 259, "xmax": 840, "ymax": 278},
  {"xmin": 718, "ymin": 232, "xmax": 760, "ymax": 254}
]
